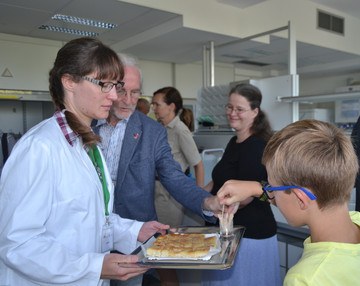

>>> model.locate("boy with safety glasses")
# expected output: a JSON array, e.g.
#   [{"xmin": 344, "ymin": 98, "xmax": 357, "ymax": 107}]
[{"xmin": 217, "ymin": 119, "xmax": 360, "ymax": 285}]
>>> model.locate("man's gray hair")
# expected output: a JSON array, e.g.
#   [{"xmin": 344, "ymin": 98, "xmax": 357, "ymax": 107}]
[{"xmin": 118, "ymin": 53, "xmax": 143, "ymax": 88}]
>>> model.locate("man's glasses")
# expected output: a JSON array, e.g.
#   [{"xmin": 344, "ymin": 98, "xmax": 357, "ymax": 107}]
[
  {"xmin": 263, "ymin": 184, "xmax": 317, "ymax": 200},
  {"xmin": 117, "ymin": 89, "xmax": 142, "ymax": 100},
  {"xmin": 225, "ymin": 104, "xmax": 249, "ymax": 115},
  {"xmin": 81, "ymin": 76, "xmax": 124, "ymax": 93}
]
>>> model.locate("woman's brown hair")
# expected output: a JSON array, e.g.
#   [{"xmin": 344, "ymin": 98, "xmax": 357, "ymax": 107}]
[
  {"xmin": 153, "ymin": 86, "xmax": 194, "ymax": 131},
  {"xmin": 49, "ymin": 37, "xmax": 124, "ymax": 147},
  {"xmin": 229, "ymin": 83, "xmax": 273, "ymax": 141}
]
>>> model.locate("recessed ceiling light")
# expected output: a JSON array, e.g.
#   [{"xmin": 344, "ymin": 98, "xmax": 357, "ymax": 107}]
[
  {"xmin": 39, "ymin": 25, "xmax": 99, "ymax": 37},
  {"xmin": 51, "ymin": 14, "xmax": 117, "ymax": 29},
  {"xmin": 234, "ymin": 60, "xmax": 269, "ymax": 67}
]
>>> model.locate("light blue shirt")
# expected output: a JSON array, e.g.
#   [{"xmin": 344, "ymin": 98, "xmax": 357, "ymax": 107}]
[{"xmin": 97, "ymin": 119, "xmax": 129, "ymax": 182}]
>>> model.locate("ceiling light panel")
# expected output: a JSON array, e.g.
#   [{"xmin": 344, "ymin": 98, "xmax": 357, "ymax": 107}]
[
  {"xmin": 51, "ymin": 14, "xmax": 117, "ymax": 29},
  {"xmin": 39, "ymin": 25, "xmax": 99, "ymax": 37}
]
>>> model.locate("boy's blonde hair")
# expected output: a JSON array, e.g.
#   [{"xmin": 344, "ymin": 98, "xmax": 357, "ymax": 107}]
[{"xmin": 262, "ymin": 120, "xmax": 358, "ymax": 209}]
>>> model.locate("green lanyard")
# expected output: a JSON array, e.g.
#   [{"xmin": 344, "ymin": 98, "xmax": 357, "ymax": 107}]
[{"xmin": 88, "ymin": 145, "xmax": 110, "ymax": 216}]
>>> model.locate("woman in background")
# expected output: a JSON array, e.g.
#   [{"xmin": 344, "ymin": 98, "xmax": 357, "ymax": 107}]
[
  {"xmin": 152, "ymin": 86, "xmax": 204, "ymax": 286},
  {"xmin": 351, "ymin": 115, "xmax": 360, "ymax": 211},
  {"xmin": 202, "ymin": 83, "xmax": 281, "ymax": 286}
]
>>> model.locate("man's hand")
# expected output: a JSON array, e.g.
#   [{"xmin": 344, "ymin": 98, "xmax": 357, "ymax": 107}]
[
  {"xmin": 100, "ymin": 253, "xmax": 149, "ymax": 281},
  {"xmin": 138, "ymin": 221, "xmax": 169, "ymax": 243}
]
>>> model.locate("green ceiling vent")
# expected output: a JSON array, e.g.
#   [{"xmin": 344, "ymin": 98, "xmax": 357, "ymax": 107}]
[{"xmin": 318, "ymin": 10, "xmax": 344, "ymax": 35}]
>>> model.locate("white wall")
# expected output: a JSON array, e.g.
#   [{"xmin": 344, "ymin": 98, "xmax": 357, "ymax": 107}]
[
  {"xmin": 139, "ymin": 59, "xmax": 236, "ymax": 100},
  {"xmin": 0, "ymin": 34, "xmax": 61, "ymax": 91},
  {"xmin": 299, "ymin": 72, "xmax": 360, "ymax": 96},
  {"xmin": 174, "ymin": 61, "xmax": 235, "ymax": 99},
  {"xmin": 139, "ymin": 59, "xmax": 173, "ymax": 96},
  {"xmin": 0, "ymin": 33, "xmax": 236, "ymax": 101}
]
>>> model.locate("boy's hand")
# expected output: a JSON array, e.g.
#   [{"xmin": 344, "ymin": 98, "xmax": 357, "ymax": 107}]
[
  {"xmin": 203, "ymin": 195, "xmax": 240, "ymax": 217},
  {"xmin": 217, "ymin": 180, "xmax": 263, "ymax": 206}
]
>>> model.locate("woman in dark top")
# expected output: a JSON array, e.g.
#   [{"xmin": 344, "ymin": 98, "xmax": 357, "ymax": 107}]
[
  {"xmin": 202, "ymin": 84, "xmax": 281, "ymax": 286},
  {"xmin": 351, "ymin": 116, "xmax": 360, "ymax": 211}
]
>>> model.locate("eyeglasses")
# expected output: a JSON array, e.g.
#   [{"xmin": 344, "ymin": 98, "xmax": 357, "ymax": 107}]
[
  {"xmin": 81, "ymin": 76, "xmax": 124, "ymax": 93},
  {"xmin": 263, "ymin": 183, "xmax": 317, "ymax": 200},
  {"xmin": 117, "ymin": 89, "xmax": 142, "ymax": 100},
  {"xmin": 225, "ymin": 104, "xmax": 250, "ymax": 115}
]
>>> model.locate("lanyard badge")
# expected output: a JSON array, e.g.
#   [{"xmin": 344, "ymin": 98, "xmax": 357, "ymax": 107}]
[
  {"xmin": 88, "ymin": 145, "xmax": 113, "ymax": 252},
  {"xmin": 101, "ymin": 217, "xmax": 114, "ymax": 252}
]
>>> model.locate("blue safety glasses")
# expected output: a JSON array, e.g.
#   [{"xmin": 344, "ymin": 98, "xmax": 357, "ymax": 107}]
[{"xmin": 263, "ymin": 185, "xmax": 317, "ymax": 200}]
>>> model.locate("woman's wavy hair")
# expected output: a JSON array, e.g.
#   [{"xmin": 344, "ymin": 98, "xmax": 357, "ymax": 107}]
[
  {"xmin": 230, "ymin": 83, "xmax": 273, "ymax": 141},
  {"xmin": 49, "ymin": 37, "xmax": 124, "ymax": 147}
]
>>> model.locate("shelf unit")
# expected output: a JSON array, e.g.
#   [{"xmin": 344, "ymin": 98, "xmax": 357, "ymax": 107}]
[
  {"xmin": 278, "ymin": 91, "xmax": 360, "ymax": 103},
  {"xmin": 0, "ymin": 89, "xmax": 51, "ymax": 101},
  {"xmin": 277, "ymin": 90, "xmax": 360, "ymax": 125}
]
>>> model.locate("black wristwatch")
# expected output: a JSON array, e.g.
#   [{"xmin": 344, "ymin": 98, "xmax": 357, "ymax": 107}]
[{"xmin": 259, "ymin": 181, "xmax": 271, "ymax": 201}]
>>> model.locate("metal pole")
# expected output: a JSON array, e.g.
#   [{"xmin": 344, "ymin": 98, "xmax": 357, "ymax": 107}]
[
  {"xmin": 288, "ymin": 21, "xmax": 299, "ymax": 123},
  {"xmin": 209, "ymin": 41, "xmax": 215, "ymax": 87},
  {"xmin": 288, "ymin": 21, "xmax": 297, "ymax": 76},
  {"xmin": 202, "ymin": 45, "xmax": 208, "ymax": 87},
  {"xmin": 171, "ymin": 62, "xmax": 176, "ymax": 86}
]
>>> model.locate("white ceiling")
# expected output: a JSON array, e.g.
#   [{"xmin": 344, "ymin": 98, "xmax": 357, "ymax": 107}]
[
  {"xmin": 218, "ymin": 0, "xmax": 360, "ymax": 19},
  {"xmin": 0, "ymin": 0, "xmax": 359, "ymax": 77}
]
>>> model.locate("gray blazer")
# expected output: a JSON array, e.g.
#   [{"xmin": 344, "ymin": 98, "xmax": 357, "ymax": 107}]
[{"xmin": 94, "ymin": 111, "xmax": 215, "ymax": 223}]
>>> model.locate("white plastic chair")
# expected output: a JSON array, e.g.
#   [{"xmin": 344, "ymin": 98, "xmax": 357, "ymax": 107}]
[{"xmin": 201, "ymin": 148, "xmax": 224, "ymax": 186}]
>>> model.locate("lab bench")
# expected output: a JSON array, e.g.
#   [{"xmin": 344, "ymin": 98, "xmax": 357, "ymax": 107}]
[{"xmin": 277, "ymin": 222, "xmax": 309, "ymax": 283}]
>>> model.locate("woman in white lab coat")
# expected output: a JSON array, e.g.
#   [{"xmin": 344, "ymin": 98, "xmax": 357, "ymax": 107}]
[{"xmin": 0, "ymin": 37, "xmax": 168, "ymax": 286}]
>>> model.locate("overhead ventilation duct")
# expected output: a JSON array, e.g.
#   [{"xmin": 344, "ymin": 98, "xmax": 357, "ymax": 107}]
[{"xmin": 317, "ymin": 10, "xmax": 344, "ymax": 35}]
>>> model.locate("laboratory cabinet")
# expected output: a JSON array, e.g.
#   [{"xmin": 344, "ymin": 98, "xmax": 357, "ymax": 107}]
[
  {"xmin": 0, "ymin": 99, "xmax": 54, "ymax": 134},
  {"xmin": 277, "ymin": 239, "xmax": 304, "ymax": 283},
  {"xmin": 0, "ymin": 97, "xmax": 54, "ymax": 175},
  {"xmin": 276, "ymin": 222, "xmax": 310, "ymax": 283},
  {"xmin": 0, "ymin": 89, "xmax": 53, "ymax": 134}
]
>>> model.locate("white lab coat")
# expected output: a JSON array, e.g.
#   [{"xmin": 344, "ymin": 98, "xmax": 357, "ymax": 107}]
[{"xmin": 0, "ymin": 116, "xmax": 143, "ymax": 286}]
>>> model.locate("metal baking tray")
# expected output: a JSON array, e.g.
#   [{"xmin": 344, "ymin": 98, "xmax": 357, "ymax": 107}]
[{"xmin": 135, "ymin": 226, "xmax": 245, "ymax": 269}]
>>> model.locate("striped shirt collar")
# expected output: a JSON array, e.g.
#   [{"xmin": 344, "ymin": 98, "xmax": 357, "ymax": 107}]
[
  {"xmin": 96, "ymin": 117, "xmax": 130, "ymax": 128},
  {"xmin": 54, "ymin": 110, "xmax": 80, "ymax": 146}
]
